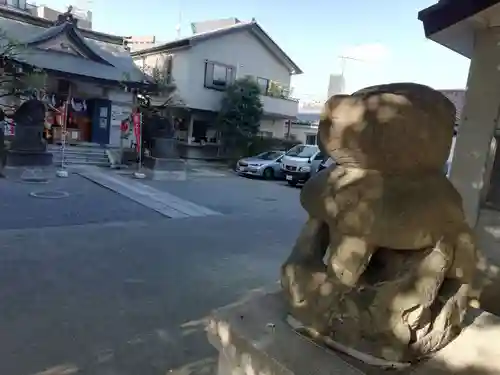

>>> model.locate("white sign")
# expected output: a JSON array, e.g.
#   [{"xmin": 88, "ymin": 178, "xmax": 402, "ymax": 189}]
[
  {"xmin": 3, "ymin": 120, "xmax": 14, "ymax": 136},
  {"xmin": 109, "ymin": 104, "xmax": 132, "ymax": 147}
]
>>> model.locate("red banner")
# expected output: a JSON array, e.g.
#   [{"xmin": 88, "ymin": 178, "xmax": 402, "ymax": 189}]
[{"xmin": 132, "ymin": 113, "xmax": 141, "ymax": 152}]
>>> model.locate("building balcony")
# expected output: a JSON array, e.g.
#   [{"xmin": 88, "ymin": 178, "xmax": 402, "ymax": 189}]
[
  {"xmin": 259, "ymin": 80, "xmax": 299, "ymax": 118},
  {"xmin": 261, "ymin": 95, "xmax": 298, "ymax": 119}
]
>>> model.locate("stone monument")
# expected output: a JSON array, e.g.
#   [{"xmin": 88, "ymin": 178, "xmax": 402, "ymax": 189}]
[
  {"xmin": 6, "ymin": 99, "xmax": 53, "ymax": 167},
  {"xmin": 207, "ymin": 83, "xmax": 500, "ymax": 374},
  {"xmin": 143, "ymin": 114, "xmax": 186, "ymax": 179}
]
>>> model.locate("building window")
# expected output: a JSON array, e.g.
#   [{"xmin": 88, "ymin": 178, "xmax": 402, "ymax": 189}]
[
  {"xmin": 204, "ymin": 61, "xmax": 234, "ymax": 90},
  {"xmin": 258, "ymin": 131, "xmax": 273, "ymax": 138},
  {"xmin": 256, "ymin": 77, "xmax": 269, "ymax": 94},
  {"xmin": 5, "ymin": 0, "xmax": 25, "ymax": 8},
  {"xmin": 305, "ymin": 134, "xmax": 317, "ymax": 145}
]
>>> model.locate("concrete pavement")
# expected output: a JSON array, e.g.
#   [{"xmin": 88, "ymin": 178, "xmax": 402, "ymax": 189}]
[
  {"xmin": 77, "ymin": 166, "xmax": 222, "ymax": 218},
  {"xmin": 142, "ymin": 173, "xmax": 304, "ymax": 218},
  {"xmin": 0, "ymin": 169, "xmax": 163, "ymax": 230},
  {"xmin": 0, "ymin": 168, "xmax": 305, "ymax": 375}
]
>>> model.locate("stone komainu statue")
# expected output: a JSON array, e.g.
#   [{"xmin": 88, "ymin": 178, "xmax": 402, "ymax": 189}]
[
  {"xmin": 10, "ymin": 99, "xmax": 46, "ymax": 152},
  {"xmin": 281, "ymin": 83, "xmax": 478, "ymax": 365}
]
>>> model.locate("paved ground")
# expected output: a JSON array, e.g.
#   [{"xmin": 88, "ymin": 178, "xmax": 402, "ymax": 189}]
[
  {"xmin": 142, "ymin": 174, "xmax": 303, "ymax": 218},
  {"xmin": 0, "ymin": 168, "xmax": 305, "ymax": 375},
  {"xmin": 0, "ymin": 169, "xmax": 163, "ymax": 230}
]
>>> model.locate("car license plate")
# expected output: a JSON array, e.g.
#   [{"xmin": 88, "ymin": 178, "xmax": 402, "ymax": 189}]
[
  {"xmin": 238, "ymin": 167, "xmax": 245, "ymax": 172},
  {"xmin": 286, "ymin": 175, "xmax": 293, "ymax": 181}
]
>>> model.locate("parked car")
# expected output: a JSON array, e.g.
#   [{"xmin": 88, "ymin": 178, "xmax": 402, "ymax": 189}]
[
  {"xmin": 236, "ymin": 150, "xmax": 285, "ymax": 179},
  {"xmin": 280, "ymin": 144, "xmax": 324, "ymax": 186},
  {"xmin": 317, "ymin": 157, "xmax": 336, "ymax": 172}
]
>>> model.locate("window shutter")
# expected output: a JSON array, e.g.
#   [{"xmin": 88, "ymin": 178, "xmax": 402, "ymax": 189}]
[{"xmin": 204, "ymin": 62, "xmax": 214, "ymax": 87}]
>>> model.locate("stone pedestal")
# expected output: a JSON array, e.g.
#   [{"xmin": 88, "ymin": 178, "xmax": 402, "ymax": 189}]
[
  {"xmin": 143, "ymin": 156, "xmax": 186, "ymax": 171},
  {"xmin": 207, "ymin": 291, "xmax": 500, "ymax": 375},
  {"xmin": 6, "ymin": 149, "xmax": 53, "ymax": 167},
  {"xmin": 152, "ymin": 137, "xmax": 179, "ymax": 159},
  {"xmin": 143, "ymin": 156, "xmax": 187, "ymax": 181},
  {"xmin": 6, "ymin": 99, "xmax": 53, "ymax": 167}
]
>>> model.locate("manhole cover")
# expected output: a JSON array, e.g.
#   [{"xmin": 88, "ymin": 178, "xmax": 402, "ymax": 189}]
[{"xmin": 29, "ymin": 190, "xmax": 70, "ymax": 199}]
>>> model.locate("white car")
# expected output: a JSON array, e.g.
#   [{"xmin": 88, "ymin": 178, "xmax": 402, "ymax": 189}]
[{"xmin": 280, "ymin": 144, "xmax": 324, "ymax": 186}]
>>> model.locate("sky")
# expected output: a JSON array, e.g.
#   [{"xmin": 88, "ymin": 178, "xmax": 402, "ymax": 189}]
[{"xmin": 40, "ymin": 0, "xmax": 471, "ymax": 102}]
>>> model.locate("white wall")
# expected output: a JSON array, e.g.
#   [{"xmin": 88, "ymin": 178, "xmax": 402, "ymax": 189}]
[
  {"xmin": 133, "ymin": 49, "xmax": 192, "ymax": 105},
  {"xmin": 260, "ymin": 119, "xmax": 286, "ymax": 139},
  {"xmin": 106, "ymin": 89, "xmax": 134, "ymax": 147},
  {"xmin": 258, "ymin": 121, "xmax": 317, "ymax": 144},
  {"xmin": 449, "ymin": 28, "xmax": 500, "ymax": 226},
  {"xmin": 289, "ymin": 124, "xmax": 318, "ymax": 145},
  {"xmin": 183, "ymin": 30, "xmax": 292, "ymax": 113},
  {"xmin": 134, "ymin": 30, "xmax": 298, "ymax": 117}
]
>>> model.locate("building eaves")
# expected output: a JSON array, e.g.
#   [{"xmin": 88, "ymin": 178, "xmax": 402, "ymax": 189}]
[
  {"xmin": 130, "ymin": 38, "xmax": 191, "ymax": 57},
  {"xmin": 131, "ymin": 21, "xmax": 303, "ymax": 75},
  {"xmin": 24, "ymin": 21, "xmax": 114, "ymax": 66},
  {"xmin": 418, "ymin": 0, "xmax": 500, "ymax": 37}
]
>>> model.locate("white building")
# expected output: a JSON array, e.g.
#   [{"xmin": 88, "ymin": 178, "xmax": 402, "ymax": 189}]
[
  {"xmin": 0, "ymin": 1, "xmax": 93, "ymax": 29},
  {"xmin": 287, "ymin": 113, "xmax": 319, "ymax": 145},
  {"xmin": 132, "ymin": 18, "xmax": 302, "ymax": 158}
]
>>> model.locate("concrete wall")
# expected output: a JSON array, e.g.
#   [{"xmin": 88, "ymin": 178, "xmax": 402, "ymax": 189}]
[
  {"xmin": 133, "ymin": 49, "xmax": 191, "ymax": 102},
  {"xmin": 106, "ymin": 90, "xmax": 134, "ymax": 147},
  {"xmin": 449, "ymin": 27, "xmax": 500, "ymax": 227},
  {"xmin": 183, "ymin": 30, "xmax": 292, "ymax": 112},
  {"xmin": 258, "ymin": 120, "xmax": 317, "ymax": 144},
  {"xmin": 289, "ymin": 124, "xmax": 318, "ymax": 144},
  {"xmin": 260, "ymin": 119, "xmax": 285, "ymax": 139}
]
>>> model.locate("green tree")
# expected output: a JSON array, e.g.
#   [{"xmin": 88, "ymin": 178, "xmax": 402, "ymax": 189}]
[
  {"xmin": 0, "ymin": 29, "xmax": 48, "ymax": 110},
  {"xmin": 216, "ymin": 76, "xmax": 264, "ymax": 154},
  {"xmin": 122, "ymin": 55, "xmax": 182, "ymax": 155}
]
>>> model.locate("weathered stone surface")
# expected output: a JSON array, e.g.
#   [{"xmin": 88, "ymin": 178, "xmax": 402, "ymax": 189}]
[
  {"xmin": 6, "ymin": 99, "xmax": 53, "ymax": 167},
  {"xmin": 152, "ymin": 137, "xmax": 179, "ymax": 159},
  {"xmin": 281, "ymin": 83, "xmax": 479, "ymax": 364},
  {"xmin": 208, "ymin": 291, "xmax": 500, "ymax": 375},
  {"xmin": 143, "ymin": 155, "xmax": 186, "ymax": 171}
]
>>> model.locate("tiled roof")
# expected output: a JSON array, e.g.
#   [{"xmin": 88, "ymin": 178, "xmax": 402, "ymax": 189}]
[
  {"xmin": 131, "ymin": 20, "xmax": 303, "ymax": 75},
  {"xmin": 0, "ymin": 15, "xmax": 147, "ymax": 84}
]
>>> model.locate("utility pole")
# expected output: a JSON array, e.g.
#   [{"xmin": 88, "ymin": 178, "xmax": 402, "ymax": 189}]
[
  {"xmin": 338, "ymin": 55, "xmax": 363, "ymax": 77},
  {"xmin": 335, "ymin": 55, "xmax": 365, "ymax": 94}
]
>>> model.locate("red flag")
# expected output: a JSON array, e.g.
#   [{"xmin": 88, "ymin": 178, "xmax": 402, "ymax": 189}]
[{"xmin": 132, "ymin": 113, "xmax": 141, "ymax": 152}]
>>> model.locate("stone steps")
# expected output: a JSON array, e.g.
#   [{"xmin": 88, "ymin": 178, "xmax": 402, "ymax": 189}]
[{"xmin": 48, "ymin": 144, "xmax": 111, "ymax": 167}]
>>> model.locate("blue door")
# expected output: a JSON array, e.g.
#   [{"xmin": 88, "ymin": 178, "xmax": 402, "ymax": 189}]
[{"xmin": 89, "ymin": 99, "xmax": 111, "ymax": 145}]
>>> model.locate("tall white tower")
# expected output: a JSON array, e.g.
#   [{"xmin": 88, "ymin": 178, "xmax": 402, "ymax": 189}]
[{"xmin": 71, "ymin": 0, "xmax": 93, "ymax": 28}]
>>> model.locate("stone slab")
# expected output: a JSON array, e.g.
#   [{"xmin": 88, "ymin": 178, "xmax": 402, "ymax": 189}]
[
  {"xmin": 6, "ymin": 150, "xmax": 53, "ymax": 167},
  {"xmin": 152, "ymin": 137, "xmax": 179, "ymax": 159},
  {"xmin": 143, "ymin": 156, "xmax": 186, "ymax": 171},
  {"xmin": 77, "ymin": 166, "xmax": 222, "ymax": 219},
  {"xmin": 207, "ymin": 291, "xmax": 500, "ymax": 375}
]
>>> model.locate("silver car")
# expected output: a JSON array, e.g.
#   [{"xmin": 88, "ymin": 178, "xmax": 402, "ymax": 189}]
[
  {"xmin": 317, "ymin": 157, "xmax": 336, "ymax": 173},
  {"xmin": 236, "ymin": 151, "xmax": 285, "ymax": 179}
]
